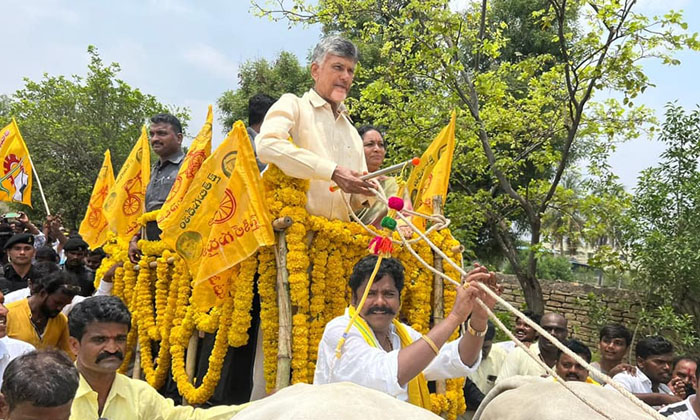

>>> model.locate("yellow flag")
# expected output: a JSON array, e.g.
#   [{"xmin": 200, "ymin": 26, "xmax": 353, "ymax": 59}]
[
  {"xmin": 103, "ymin": 126, "xmax": 151, "ymax": 240},
  {"xmin": 157, "ymin": 105, "xmax": 213, "ymax": 226},
  {"xmin": 405, "ymin": 111, "xmax": 456, "ymax": 231},
  {"xmin": 0, "ymin": 118, "xmax": 33, "ymax": 207},
  {"xmin": 79, "ymin": 150, "xmax": 115, "ymax": 248},
  {"xmin": 160, "ymin": 121, "xmax": 274, "ymax": 310}
]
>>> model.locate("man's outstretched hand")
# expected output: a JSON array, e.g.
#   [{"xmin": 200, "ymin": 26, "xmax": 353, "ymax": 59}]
[{"xmin": 331, "ymin": 166, "xmax": 376, "ymax": 195}]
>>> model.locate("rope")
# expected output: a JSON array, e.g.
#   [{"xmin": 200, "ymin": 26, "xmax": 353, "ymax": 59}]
[
  {"xmin": 478, "ymin": 300, "xmax": 615, "ymax": 420},
  {"xmin": 339, "ymin": 184, "xmax": 664, "ymax": 420}
]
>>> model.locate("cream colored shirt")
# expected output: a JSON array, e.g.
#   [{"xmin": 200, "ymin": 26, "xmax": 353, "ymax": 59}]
[
  {"xmin": 470, "ymin": 343, "xmax": 507, "ymax": 395},
  {"xmin": 496, "ymin": 342, "xmax": 548, "ymax": 383},
  {"xmin": 256, "ymin": 89, "xmax": 370, "ymax": 221}
]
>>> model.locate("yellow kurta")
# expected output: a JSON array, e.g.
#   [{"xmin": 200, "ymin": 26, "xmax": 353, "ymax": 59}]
[
  {"xmin": 5, "ymin": 298, "xmax": 72, "ymax": 357},
  {"xmin": 70, "ymin": 373, "xmax": 247, "ymax": 420}
]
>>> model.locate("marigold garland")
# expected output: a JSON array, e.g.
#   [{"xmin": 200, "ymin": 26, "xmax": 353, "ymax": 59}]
[
  {"xmin": 257, "ymin": 246, "xmax": 278, "ymax": 392},
  {"xmin": 137, "ymin": 209, "xmax": 160, "ymax": 226},
  {"xmin": 308, "ymin": 234, "xmax": 329, "ymax": 368},
  {"xmin": 194, "ymin": 305, "xmax": 222, "ymax": 334},
  {"xmin": 228, "ymin": 256, "xmax": 258, "ymax": 347},
  {"xmin": 170, "ymin": 282, "xmax": 234, "ymax": 404}
]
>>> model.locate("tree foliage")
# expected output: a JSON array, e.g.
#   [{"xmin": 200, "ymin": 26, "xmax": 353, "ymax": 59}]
[
  {"xmin": 627, "ymin": 103, "xmax": 700, "ymax": 330},
  {"xmin": 217, "ymin": 51, "xmax": 311, "ymax": 131},
  {"xmin": 2, "ymin": 46, "xmax": 189, "ymax": 227},
  {"xmin": 253, "ymin": 0, "xmax": 699, "ymax": 313}
]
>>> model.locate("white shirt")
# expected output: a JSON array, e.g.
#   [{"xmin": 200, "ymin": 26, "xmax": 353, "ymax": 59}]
[
  {"xmin": 61, "ymin": 279, "xmax": 114, "ymax": 315},
  {"xmin": 0, "ymin": 336, "xmax": 35, "ymax": 388},
  {"xmin": 659, "ymin": 396, "xmax": 700, "ymax": 419},
  {"xmin": 497, "ymin": 342, "xmax": 547, "ymax": 384},
  {"xmin": 5, "ymin": 279, "xmax": 113, "ymax": 315},
  {"xmin": 256, "ymin": 89, "xmax": 371, "ymax": 221},
  {"xmin": 4, "ymin": 287, "xmax": 30, "ymax": 305},
  {"xmin": 313, "ymin": 309, "xmax": 481, "ymax": 401},
  {"xmin": 495, "ymin": 340, "xmax": 517, "ymax": 353},
  {"xmin": 608, "ymin": 368, "xmax": 673, "ymax": 394}
]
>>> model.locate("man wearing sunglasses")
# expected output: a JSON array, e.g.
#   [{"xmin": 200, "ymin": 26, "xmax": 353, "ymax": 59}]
[
  {"xmin": 5, "ymin": 271, "xmax": 79, "ymax": 357},
  {"xmin": 497, "ymin": 312, "xmax": 569, "ymax": 383}
]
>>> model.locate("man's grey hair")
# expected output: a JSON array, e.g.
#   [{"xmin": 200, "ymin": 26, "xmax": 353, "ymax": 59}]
[
  {"xmin": 311, "ymin": 35, "xmax": 359, "ymax": 64},
  {"xmin": 1, "ymin": 350, "xmax": 79, "ymax": 411}
]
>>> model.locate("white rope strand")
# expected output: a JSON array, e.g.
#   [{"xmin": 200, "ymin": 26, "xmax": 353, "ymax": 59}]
[
  {"xmin": 339, "ymin": 181, "xmax": 664, "ymax": 419},
  {"xmin": 478, "ymin": 299, "xmax": 616, "ymax": 420}
]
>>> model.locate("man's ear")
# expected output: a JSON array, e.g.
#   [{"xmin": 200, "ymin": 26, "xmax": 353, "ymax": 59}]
[
  {"xmin": 177, "ymin": 132, "xmax": 183, "ymax": 144},
  {"xmin": 68, "ymin": 336, "xmax": 80, "ymax": 359},
  {"xmin": 0, "ymin": 392, "xmax": 10, "ymax": 418},
  {"xmin": 310, "ymin": 62, "xmax": 320, "ymax": 82},
  {"xmin": 636, "ymin": 356, "xmax": 645, "ymax": 369}
]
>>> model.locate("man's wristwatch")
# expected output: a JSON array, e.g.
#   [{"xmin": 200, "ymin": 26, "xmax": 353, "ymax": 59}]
[{"xmin": 467, "ymin": 319, "xmax": 487, "ymax": 337}]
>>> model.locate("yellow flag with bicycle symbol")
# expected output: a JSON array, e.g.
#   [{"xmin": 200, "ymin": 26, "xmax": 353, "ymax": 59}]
[
  {"xmin": 0, "ymin": 118, "xmax": 33, "ymax": 207},
  {"xmin": 79, "ymin": 150, "xmax": 115, "ymax": 248},
  {"xmin": 160, "ymin": 121, "xmax": 275, "ymax": 310},
  {"xmin": 103, "ymin": 126, "xmax": 151, "ymax": 239}
]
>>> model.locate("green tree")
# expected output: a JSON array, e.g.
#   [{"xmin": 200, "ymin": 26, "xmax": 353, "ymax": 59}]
[
  {"xmin": 627, "ymin": 103, "xmax": 700, "ymax": 331},
  {"xmin": 217, "ymin": 51, "xmax": 310, "ymax": 131},
  {"xmin": 254, "ymin": 0, "xmax": 698, "ymax": 314},
  {"xmin": 4, "ymin": 46, "xmax": 188, "ymax": 227}
]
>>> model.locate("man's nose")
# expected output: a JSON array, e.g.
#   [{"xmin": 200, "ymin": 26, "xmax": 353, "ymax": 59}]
[{"xmin": 104, "ymin": 340, "xmax": 119, "ymax": 352}]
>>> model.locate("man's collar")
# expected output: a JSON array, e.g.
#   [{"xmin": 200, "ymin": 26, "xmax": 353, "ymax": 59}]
[
  {"xmin": 76, "ymin": 370, "xmax": 128, "ymax": 400},
  {"xmin": 307, "ymin": 89, "xmax": 349, "ymax": 116},
  {"xmin": 157, "ymin": 149, "xmax": 185, "ymax": 167},
  {"xmin": 75, "ymin": 372, "xmax": 95, "ymax": 399},
  {"xmin": 635, "ymin": 367, "xmax": 652, "ymax": 385}
]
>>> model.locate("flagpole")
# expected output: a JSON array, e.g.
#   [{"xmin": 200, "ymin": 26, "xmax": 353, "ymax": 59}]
[{"xmin": 29, "ymin": 158, "xmax": 51, "ymax": 216}]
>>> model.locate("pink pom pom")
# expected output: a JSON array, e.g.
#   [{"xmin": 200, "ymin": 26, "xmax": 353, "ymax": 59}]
[{"xmin": 388, "ymin": 196, "xmax": 404, "ymax": 211}]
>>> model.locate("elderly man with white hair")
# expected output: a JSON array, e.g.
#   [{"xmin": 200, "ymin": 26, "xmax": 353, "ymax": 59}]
[{"xmin": 256, "ymin": 35, "xmax": 375, "ymax": 220}]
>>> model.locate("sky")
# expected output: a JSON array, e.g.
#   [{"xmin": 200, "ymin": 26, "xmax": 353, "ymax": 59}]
[{"xmin": 1, "ymin": 0, "xmax": 698, "ymax": 191}]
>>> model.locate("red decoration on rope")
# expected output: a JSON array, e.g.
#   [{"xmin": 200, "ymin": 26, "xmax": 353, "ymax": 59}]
[
  {"xmin": 368, "ymin": 235, "xmax": 394, "ymax": 256},
  {"xmin": 387, "ymin": 196, "xmax": 404, "ymax": 211}
]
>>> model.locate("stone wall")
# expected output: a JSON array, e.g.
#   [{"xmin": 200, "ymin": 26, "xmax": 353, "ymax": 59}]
[{"xmin": 495, "ymin": 274, "xmax": 642, "ymax": 351}]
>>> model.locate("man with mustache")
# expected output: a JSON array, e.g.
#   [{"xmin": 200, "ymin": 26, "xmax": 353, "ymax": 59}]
[
  {"xmin": 608, "ymin": 335, "xmax": 682, "ymax": 408},
  {"xmin": 128, "ymin": 113, "xmax": 184, "ymax": 262},
  {"xmin": 497, "ymin": 312, "xmax": 569, "ymax": 383},
  {"xmin": 5, "ymin": 270, "xmax": 79, "ymax": 356},
  {"xmin": 669, "ymin": 356, "xmax": 698, "ymax": 399},
  {"xmin": 314, "ymin": 255, "xmax": 501, "ymax": 409},
  {"xmin": 256, "ymin": 35, "xmax": 376, "ymax": 222},
  {"xmin": 554, "ymin": 339, "xmax": 597, "ymax": 383},
  {"xmin": 67, "ymin": 295, "xmax": 247, "ymax": 419}
]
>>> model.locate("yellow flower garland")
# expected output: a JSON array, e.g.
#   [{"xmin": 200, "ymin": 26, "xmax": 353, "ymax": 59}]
[
  {"xmin": 171, "ymin": 294, "xmax": 234, "ymax": 404},
  {"xmin": 137, "ymin": 209, "xmax": 160, "ymax": 225},
  {"xmin": 257, "ymin": 246, "xmax": 278, "ymax": 392},
  {"xmin": 307, "ymin": 234, "xmax": 328, "ymax": 369},
  {"xmin": 228, "ymin": 256, "xmax": 258, "ymax": 347}
]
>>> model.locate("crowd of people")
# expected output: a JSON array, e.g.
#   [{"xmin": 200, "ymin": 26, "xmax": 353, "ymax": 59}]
[{"xmin": 0, "ymin": 34, "xmax": 696, "ymax": 420}]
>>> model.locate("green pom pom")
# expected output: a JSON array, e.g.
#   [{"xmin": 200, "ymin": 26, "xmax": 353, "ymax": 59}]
[{"xmin": 381, "ymin": 217, "xmax": 397, "ymax": 231}]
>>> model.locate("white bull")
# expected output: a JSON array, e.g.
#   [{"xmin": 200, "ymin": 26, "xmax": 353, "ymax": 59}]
[
  {"xmin": 234, "ymin": 382, "xmax": 442, "ymax": 420},
  {"xmin": 473, "ymin": 376, "xmax": 657, "ymax": 420}
]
